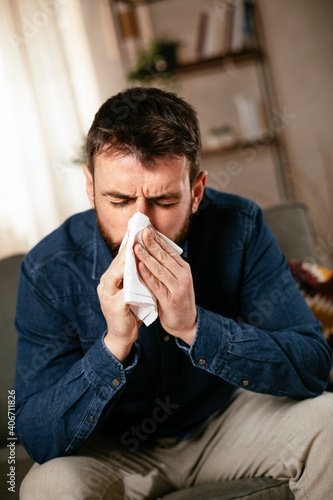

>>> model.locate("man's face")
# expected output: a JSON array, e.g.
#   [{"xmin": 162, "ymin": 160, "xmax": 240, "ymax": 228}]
[{"xmin": 83, "ymin": 154, "xmax": 206, "ymax": 257}]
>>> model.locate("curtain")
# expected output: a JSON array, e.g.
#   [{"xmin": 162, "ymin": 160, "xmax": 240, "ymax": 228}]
[{"xmin": 0, "ymin": 0, "xmax": 101, "ymax": 259}]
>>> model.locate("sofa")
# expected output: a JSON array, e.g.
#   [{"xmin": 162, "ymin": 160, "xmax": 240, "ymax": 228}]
[{"xmin": 1, "ymin": 201, "xmax": 331, "ymax": 500}]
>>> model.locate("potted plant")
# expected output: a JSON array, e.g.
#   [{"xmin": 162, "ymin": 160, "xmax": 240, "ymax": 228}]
[{"xmin": 129, "ymin": 38, "xmax": 180, "ymax": 82}]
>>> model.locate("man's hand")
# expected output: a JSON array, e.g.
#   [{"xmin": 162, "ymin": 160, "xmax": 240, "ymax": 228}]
[
  {"xmin": 97, "ymin": 243, "xmax": 141, "ymax": 363},
  {"xmin": 134, "ymin": 226, "xmax": 197, "ymax": 346}
]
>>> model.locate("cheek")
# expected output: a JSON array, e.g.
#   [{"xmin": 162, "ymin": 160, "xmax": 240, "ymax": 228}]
[
  {"xmin": 96, "ymin": 202, "xmax": 126, "ymax": 235},
  {"xmin": 154, "ymin": 207, "xmax": 187, "ymax": 235}
]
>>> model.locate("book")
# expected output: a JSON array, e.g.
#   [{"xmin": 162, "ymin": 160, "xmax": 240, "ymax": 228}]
[
  {"xmin": 194, "ymin": 1, "xmax": 256, "ymax": 60},
  {"xmin": 230, "ymin": 0, "xmax": 245, "ymax": 53},
  {"xmin": 195, "ymin": 5, "xmax": 230, "ymax": 59},
  {"xmin": 243, "ymin": 1, "xmax": 256, "ymax": 50},
  {"xmin": 195, "ymin": 8, "xmax": 209, "ymax": 58}
]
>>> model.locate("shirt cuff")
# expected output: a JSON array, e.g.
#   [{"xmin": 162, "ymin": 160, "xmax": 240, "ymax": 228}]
[
  {"xmin": 175, "ymin": 306, "xmax": 230, "ymax": 375},
  {"xmin": 83, "ymin": 333, "xmax": 139, "ymax": 397}
]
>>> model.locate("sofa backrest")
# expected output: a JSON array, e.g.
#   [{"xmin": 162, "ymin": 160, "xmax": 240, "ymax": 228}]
[
  {"xmin": 0, "ymin": 254, "xmax": 24, "ymax": 446},
  {"xmin": 263, "ymin": 201, "xmax": 318, "ymax": 263}
]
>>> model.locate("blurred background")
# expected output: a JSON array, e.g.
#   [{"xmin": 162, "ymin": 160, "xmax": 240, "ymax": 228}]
[{"xmin": 0, "ymin": 0, "xmax": 332, "ymax": 267}]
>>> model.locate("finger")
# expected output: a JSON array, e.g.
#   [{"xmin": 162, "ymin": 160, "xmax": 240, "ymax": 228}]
[
  {"xmin": 113, "ymin": 240, "xmax": 127, "ymax": 266},
  {"xmin": 141, "ymin": 228, "xmax": 184, "ymax": 276},
  {"xmin": 99, "ymin": 240, "xmax": 128, "ymax": 297},
  {"xmin": 137, "ymin": 260, "xmax": 169, "ymax": 299},
  {"xmin": 142, "ymin": 227, "xmax": 184, "ymax": 263},
  {"xmin": 135, "ymin": 243, "xmax": 175, "ymax": 291},
  {"xmin": 152, "ymin": 231, "xmax": 185, "ymax": 267},
  {"xmin": 99, "ymin": 262, "xmax": 125, "ymax": 296}
]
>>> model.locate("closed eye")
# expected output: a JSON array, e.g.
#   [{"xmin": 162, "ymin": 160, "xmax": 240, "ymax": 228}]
[
  {"xmin": 109, "ymin": 200, "xmax": 130, "ymax": 208},
  {"xmin": 109, "ymin": 199, "xmax": 177, "ymax": 209},
  {"xmin": 153, "ymin": 200, "xmax": 177, "ymax": 208}
]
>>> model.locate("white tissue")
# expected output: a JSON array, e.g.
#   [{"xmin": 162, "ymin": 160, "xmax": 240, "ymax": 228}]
[{"xmin": 119, "ymin": 212, "xmax": 183, "ymax": 326}]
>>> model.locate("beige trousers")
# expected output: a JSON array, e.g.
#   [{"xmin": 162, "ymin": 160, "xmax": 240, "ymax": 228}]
[{"xmin": 20, "ymin": 390, "xmax": 333, "ymax": 500}]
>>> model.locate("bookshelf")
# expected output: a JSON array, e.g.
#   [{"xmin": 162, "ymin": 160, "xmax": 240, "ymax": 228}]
[{"xmin": 111, "ymin": 0, "xmax": 294, "ymax": 202}]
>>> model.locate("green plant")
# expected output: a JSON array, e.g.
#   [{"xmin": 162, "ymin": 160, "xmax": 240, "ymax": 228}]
[{"xmin": 129, "ymin": 38, "xmax": 180, "ymax": 82}]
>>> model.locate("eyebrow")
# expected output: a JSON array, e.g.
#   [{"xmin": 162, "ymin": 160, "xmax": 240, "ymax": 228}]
[{"xmin": 101, "ymin": 190, "xmax": 182, "ymax": 201}]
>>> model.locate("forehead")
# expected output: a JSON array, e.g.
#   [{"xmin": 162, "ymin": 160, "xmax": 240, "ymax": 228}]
[{"xmin": 94, "ymin": 154, "xmax": 190, "ymax": 193}]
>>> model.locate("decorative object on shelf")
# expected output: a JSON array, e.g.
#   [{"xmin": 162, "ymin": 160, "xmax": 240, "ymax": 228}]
[
  {"xmin": 206, "ymin": 125, "xmax": 236, "ymax": 149},
  {"xmin": 129, "ymin": 38, "xmax": 180, "ymax": 82},
  {"xmin": 234, "ymin": 93, "xmax": 265, "ymax": 141}
]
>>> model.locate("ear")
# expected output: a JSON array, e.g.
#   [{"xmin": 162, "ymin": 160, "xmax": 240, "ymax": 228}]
[
  {"xmin": 191, "ymin": 170, "xmax": 207, "ymax": 213},
  {"xmin": 83, "ymin": 164, "xmax": 95, "ymax": 209}
]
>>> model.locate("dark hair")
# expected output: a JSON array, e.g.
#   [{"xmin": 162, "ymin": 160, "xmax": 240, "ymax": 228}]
[{"xmin": 86, "ymin": 87, "xmax": 202, "ymax": 185}]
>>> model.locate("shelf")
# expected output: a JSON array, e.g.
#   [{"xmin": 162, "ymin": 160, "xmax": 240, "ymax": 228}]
[
  {"xmin": 202, "ymin": 136, "xmax": 275, "ymax": 156},
  {"xmin": 114, "ymin": 0, "xmax": 169, "ymax": 5},
  {"xmin": 175, "ymin": 49, "xmax": 262, "ymax": 76},
  {"xmin": 128, "ymin": 49, "xmax": 262, "ymax": 82}
]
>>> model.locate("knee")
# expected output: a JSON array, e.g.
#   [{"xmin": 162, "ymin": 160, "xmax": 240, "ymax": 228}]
[
  {"xmin": 20, "ymin": 454, "xmax": 124, "ymax": 500},
  {"xmin": 305, "ymin": 392, "xmax": 333, "ymax": 428},
  {"xmin": 20, "ymin": 456, "xmax": 92, "ymax": 500},
  {"xmin": 298, "ymin": 392, "xmax": 333, "ymax": 454}
]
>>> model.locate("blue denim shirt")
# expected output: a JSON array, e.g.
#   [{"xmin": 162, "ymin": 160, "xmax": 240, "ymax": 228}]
[{"xmin": 15, "ymin": 189, "xmax": 332, "ymax": 464}]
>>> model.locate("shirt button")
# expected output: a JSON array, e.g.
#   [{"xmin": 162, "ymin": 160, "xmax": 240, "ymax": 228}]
[
  {"xmin": 243, "ymin": 380, "xmax": 249, "ymax": 387},
  {"xmin": 163, "ymin": 335, "xmax": 171, "ymax": 342},
  {"xmin": 88, "ymin": 416, "xmax": 94, "ymax": 423},
  {"xmin": 112, "ymin": 379, "xmax": 120, "ymax": 387},
  {"xmin": 198, "ymin": 359, "xmax": 206, "ymax": 366}
]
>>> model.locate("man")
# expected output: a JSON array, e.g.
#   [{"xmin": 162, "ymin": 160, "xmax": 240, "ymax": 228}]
[{"xmin": 16, "ymin": 87, "xmax": 332, "ymax": 499}]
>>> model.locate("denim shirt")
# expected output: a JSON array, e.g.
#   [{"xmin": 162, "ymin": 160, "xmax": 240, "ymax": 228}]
[{"xmin": 14, "ymin": 189, "xmax": 332, "ymax": 464}]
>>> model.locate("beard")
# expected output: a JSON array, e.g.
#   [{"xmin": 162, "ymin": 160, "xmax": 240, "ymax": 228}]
[{"xmin": 95, "ymin": 206, "xmax": 193, "ymax": 259}]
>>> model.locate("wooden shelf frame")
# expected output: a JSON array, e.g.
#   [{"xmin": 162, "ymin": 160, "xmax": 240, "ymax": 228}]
[
  {"xmin": 174, "ymin": 49, "xmax": 262, "ymax": 76},
  {"xmin": 114, "ymin": 0, "xmax": 169, "ymax": 5},
  {"xmin": 202, "ymin": 136, "xmax": 276, "ymax": 156}
]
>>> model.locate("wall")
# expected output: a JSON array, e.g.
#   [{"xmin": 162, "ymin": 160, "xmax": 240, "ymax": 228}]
[{"xmin": 258, "ymin": 0, "xmax": 333, "ymax": 267}]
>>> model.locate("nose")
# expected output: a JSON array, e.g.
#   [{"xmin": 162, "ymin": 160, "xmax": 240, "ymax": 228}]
[
  {"xmin": 135, "ymin": 198, "xmax": 157, "ymax": 226},
  {"xmin": 136, "ymin": 197, "xmax": 153, "ymax": 218}
]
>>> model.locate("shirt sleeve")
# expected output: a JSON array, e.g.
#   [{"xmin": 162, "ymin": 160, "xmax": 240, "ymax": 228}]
[
  {"xmin": 14, "ymin": 259, "xmax": 139, "ymax": 464},
  {"xmin": 176, "ymin": 206, "xmax": 332, "ymax": 399}
]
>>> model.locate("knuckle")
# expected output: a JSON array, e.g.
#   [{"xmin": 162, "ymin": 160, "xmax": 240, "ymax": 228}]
[
  {"xmin": 157, "ymin": 265, "xmax": 167, "ymax": 278},
  {"xmin": 169, "ymin": 249, "xmax": 179, "ymax": 260},
  {"xmin": 148, "ymin": 238, "xmax": 158, "ymax": 251},
  {"xmin": 183, "ymin": 261, "xmax": 191, "ymax": 272},
  {"xmin": 160, "ymin": 249, "xmax": 171, "ymax": 264},
  {"xmin": 182, "ymin": 273, "xmax": 193, "ymax": 287}
]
